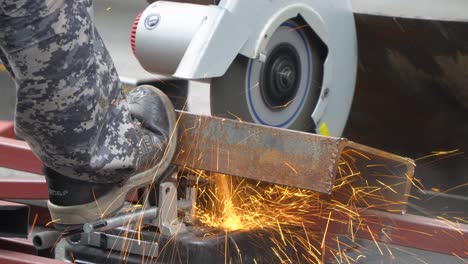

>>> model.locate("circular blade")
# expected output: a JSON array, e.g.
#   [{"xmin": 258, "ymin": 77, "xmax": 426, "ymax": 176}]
[{"xmin": 211, "ymin": 20, "xmax": 323, "ymax": 132}]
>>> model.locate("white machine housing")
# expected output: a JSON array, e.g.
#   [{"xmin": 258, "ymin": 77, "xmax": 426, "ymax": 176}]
[{"xmin": 132, "ymin": 0, "xmax": 357, "ymax": 136}]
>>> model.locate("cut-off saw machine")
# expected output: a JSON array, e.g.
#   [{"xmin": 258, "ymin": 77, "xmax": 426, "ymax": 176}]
[{"xmin": 28, "ymin": 0, "xmax": 419, "ymax": 263}]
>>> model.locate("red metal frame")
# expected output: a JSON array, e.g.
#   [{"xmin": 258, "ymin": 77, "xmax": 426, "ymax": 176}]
[
  {"xmin": 0, "ymin": 123, "xmax": 47, "ymax": 200},
  {"xmin": 0, "ymin": 137, "xmax": 42, "ymax": 175},
  {"xmin": 0, "ymin": 238, "xmax": 38, "ymax": 256},
  {"xmin": 0, "ymin": 178, "xmax": 48, "ymax": 200},
  {"xmin": 29, "ymin": 206, "xmax": 52, "ymax": 227},
  {"xmin": 0, "ymin": 121, "xmax": 15, "ymax": 139},
  {"xmin": 0, "ymin": 249, "xmax": 63, "ymax": 264},
  {"xmin": 0, "ymin": 236, "xmax": 55, "ymax": 259},
  {"xmin": 322, "ymin": 209, "xmax": 468, "ymax": 258}
]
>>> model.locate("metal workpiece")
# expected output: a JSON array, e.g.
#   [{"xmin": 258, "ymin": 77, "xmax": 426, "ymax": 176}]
[
  {"xmin": 334, "ymin": 141, "xmax": 415, "ymax": 213},
  {"xmin": 174, "ymin": 112, "xmax": 415, "ymax": 212},
  {"xmin": 174, "ymin": 111, "xmax": 346, "ymax": 194}
]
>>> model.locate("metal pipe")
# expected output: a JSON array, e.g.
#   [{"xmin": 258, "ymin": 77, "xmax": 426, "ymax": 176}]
[
  {"xmin": 85, "ymin": 206, "xmax": 159, "ymax": 233},
  {"xmin": 32, "ymin": 231, "xmax": 61, "ymax": 250}
]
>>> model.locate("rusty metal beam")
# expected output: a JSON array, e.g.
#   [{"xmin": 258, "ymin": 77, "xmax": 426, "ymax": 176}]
[
  {"xmin": 174, "ymin": 112, "xmax": 414, "ymax": 212},
  {"xmin": 174, "ymin": 112, "xmax": 345, "ymax": 194},
  {"xmin": 333, "ymin": 142, "xmax": 415, "ymax": 213}
]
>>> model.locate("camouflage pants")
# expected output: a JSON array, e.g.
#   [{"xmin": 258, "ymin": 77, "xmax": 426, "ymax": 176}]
[{"xmin": 0, "ymin": 0, "xmax": 142, "ymax": 183}]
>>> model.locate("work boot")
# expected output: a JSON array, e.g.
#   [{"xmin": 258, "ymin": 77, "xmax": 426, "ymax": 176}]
[{"xmin": 46, "ymin": 85, "xmax": 178, "ymax": 225}]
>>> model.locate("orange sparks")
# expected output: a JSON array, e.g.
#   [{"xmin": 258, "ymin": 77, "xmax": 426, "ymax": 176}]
[
  {"xmin": 366, "ymin": 225, "xmax": 383, "ymax": 255},
  {"xmin": 288, "ymin": 24, "xmax": 310, "ymax": 31},
  {"xmin": 191, "ymin": 146, "xmax": 414, "ymax": 262},
  {"xmin": 46, "ymin": 218, "xmax": 61, "ymax": 226},
  {"xmin": 284, "ymin": 162, "xmax": 298, "ymax": 174},
  {"xmin": 321, "ymin": 212, "xmax": 332, "ymax": 249},
  {"xmin": 29, "ymin": 213, "xmax": 39, "ymax": 236}
]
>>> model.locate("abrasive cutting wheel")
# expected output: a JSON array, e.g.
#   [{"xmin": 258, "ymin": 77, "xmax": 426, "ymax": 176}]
[{"xmin": 211, "ymin": 20, "xmax": 323, "ymax": 132}]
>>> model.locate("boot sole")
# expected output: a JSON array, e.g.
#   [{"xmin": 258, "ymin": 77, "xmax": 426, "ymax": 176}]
[{"xmin": 48, "ymin": 86, "xmax": 178, "ymax": 225}]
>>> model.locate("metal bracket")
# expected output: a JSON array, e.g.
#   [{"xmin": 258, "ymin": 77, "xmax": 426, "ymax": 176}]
[{"xmin": 154, "ymin": 180, "xmax": 187, "ymax": 236}]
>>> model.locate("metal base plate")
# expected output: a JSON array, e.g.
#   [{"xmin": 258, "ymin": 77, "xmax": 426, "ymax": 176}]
[{"xmin": 63, "ymin": 227, "xmax": 307, "ymax": 264}]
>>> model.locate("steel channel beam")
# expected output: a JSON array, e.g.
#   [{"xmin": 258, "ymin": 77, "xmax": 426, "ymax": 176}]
[
  {"xmin": 333, "ymin": 141, "xmax": 415, "ymax": 213},
  {"xmin": 175, "ymin": 112, "xmax": 346, "ymax": 193}
]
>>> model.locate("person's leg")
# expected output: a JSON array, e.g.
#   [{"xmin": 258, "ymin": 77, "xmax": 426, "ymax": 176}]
[
  {"xmin": 0, "ymin": 0, "xmax": 177, "ymax": 224},
  {"xmin": 0, "ymin": 0, "xmax": 140, "ymax": 182}
]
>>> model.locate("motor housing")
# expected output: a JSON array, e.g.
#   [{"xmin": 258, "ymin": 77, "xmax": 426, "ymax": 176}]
[{"xmin": 132, "ymin": 2, "xmax": 215, "ymax": 75}]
